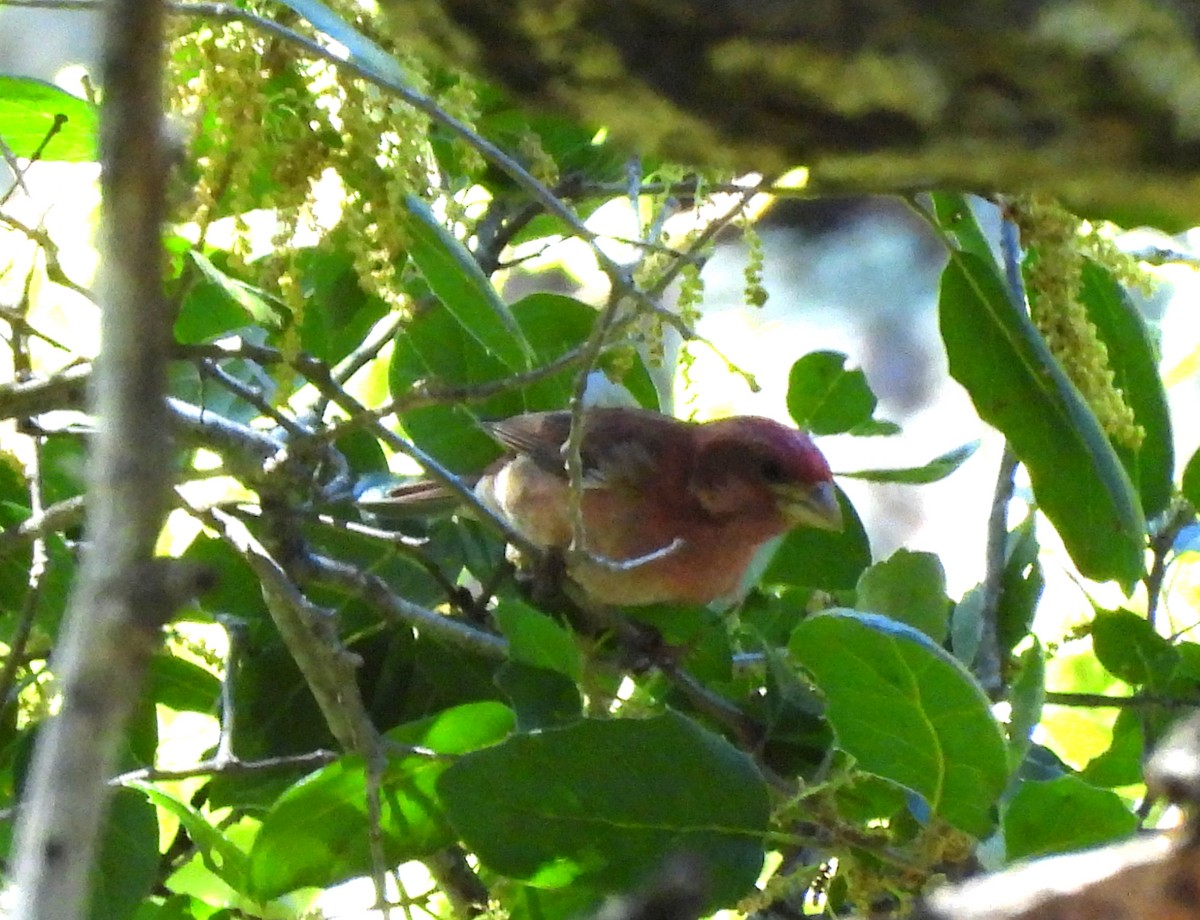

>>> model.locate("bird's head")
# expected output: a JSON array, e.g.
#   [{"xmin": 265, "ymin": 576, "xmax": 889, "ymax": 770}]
[{"xmin": 689, "ymin": 416, "xmax": 843, "ymax": 534}]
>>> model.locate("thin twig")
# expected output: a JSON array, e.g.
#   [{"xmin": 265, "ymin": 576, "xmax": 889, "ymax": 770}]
[
  {"xmin": 332, "ymin": 311, "xmax": 405, "ymax": 386},
  {"xmin": 198, "ymin": 503, "xmax": 395, "ymax": 916},
  {"xmin": 1145, "ymin": 500, "xmax": 1194, "ymax": 630},
  {"xmin": 305, "ymin": 510, "xmax": 469, "ymax": 605},
  {"xmin": 0, "ymin": 361, "xmax": 91, "ymax": 419},
  {"xmin": 0, "ymin": 210, "xmax": 97, "ymax": 303},
  {"xmin": 1044, "ymin": 691, "xmax": 1200, "ymax": 709},
  {"xmin": 110, "ymin": 750, "xmax": 339, "ymax": 784},
  {"xmin": 197, "ymin": 357, "xmax": 309, "ymax": 439},
  {"xmin": 0, "ymin": 113, "xmax": 69, "ymax": 209},
  {"xmin": 213, "ymin": 614, "xmax": 246, "ymax": 763},
  {"xmin": 305, "ymin": 551, "xmax": 510, "ymax": 660},
  {"xmin": 0, "ymin": 302, "xmax": 52, "ymax": 713},
  {"xmin": 972, "ymin": 215, "xmax": 1028, "ymax": 697},
  {"xmin": 289, "ymin": 354, "xmax": 542, "ymax": 556},
  {"xmin": 0, "ymin": 495, "xmax": 86, "ymax": 554}
]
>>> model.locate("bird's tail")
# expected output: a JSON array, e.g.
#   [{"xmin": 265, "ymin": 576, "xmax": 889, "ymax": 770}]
[{"xmin": 355, "ymin": 476, "xmax": 478, "ymax": 519}]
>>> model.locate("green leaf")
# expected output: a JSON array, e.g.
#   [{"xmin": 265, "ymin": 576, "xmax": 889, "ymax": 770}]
[
  {"xmin": 789, "ymin": 611, "xmax": 1007, "ymax": 836},
  {"xmin": 1079, "ymin": 260, "xmax": 1173, "ymax": 518},
  {"xmin": 275, "ymin": 0, "xmax": 408, "ymax": 86},
  {"xmin": 89, "ymin": 788, "xmax": 159, "ymax": 920},
  {"xmin": 400, "ymin": 194, "xmax": 531, "ymax": 372},
  {"xmin": 177, "ymin": 253, "xmax": 286, "ymax": 343},
  {"xmin": 133, "ymin": 783, "xmax": 252, "ymax": 896},
  {"xmin": 936, "ymin": 249, "xmax": 1146, "ymax": 584},
  {"xmin": 1183, "ymin": 446, "xmax": 1200, "ymax": 508},
  {"xmin": 1090, "ymin": 609, "xmax": 1177, "ymax": 688},
  {"xmin": 437, "ymin": 711, "xmax": 769, "ymax": 909},
  {"xmin": 1081, "ymin": 708, "xmax": 1145, "ymax": 787},
  {"xmin": 626, "ymin": 602, "xmax": 716, "ymax": 647},
  {"xmin": 292, "ymin": 233, "xmax": 392, "ymax": 364},
  {"xmin": 855, "ymin": 550, "xmax": 951, "ymax": 642},
  {"xmin": 1007, "ymin": 641, "xmax": 1045, "ymax": 769},
  {"xmin": 786, "ymin": 351, "xmax": 878, "ymax": 435},
  {"xmin": 494, "ymin": 599, "xmax": 582, "ymax": 681},
  {"xmin": 148, "ymin": 653, "xmax": 220, "ymax": 714},
  {"xmin": 925, "ymin": 193, "xmax": 995, "ymax": 262},
  {"xmin": 390, "ymin": 292, "xmax": 656, "ymax": 471},
  {"xmin": 495, "ymin": 662, "xmax": 582, "ymax": 731},
  {"xmin": 390, "ymin": 303, "xmax": 512, "ymax": 473},
  {"xmin": 1003, "ymin": 776, "xmax": 1137, "ymax": 860},
  {"xmin": 513, "ymin": 292, "xmax": 658, "ymax": 411},
  {"xmin": 997, "ymin": 516, "xmax": 1044, "ymax": 655},
  {"xmin": 840, "ymin": 441, "xmax": 978, "ymax": 484},
  {"xmin": 249, "ymin": 701, "xmax": 514, "ymax": 899},
  {"xmin": 0, "ymin": 77, "xmax": 97, "ymax": 161},
  {"xmin": 762, "ymin": 486, "xmax": 870, "ymax": 591},
  {"xmin": 949, "ymin": 586, "xmax": 984, "ymax": 667}
]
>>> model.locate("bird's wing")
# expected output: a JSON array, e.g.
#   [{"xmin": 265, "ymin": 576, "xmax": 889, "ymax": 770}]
[
  {"xmin": 485, "ymin": 411, "xmax": 662, "ymax": 489},
  {"xmin": 484, "ymin": 412, "xmax": 572, "ymax": 468}
]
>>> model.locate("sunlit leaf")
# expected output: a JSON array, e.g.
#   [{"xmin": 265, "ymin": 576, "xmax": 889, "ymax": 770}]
[
  {"xmin": 133, "ymin": 784, "xmax": 251, "ymax": 896},
  {"xmin": 249, "ymin": 702, "xmax": 514, "ymax": 899},
  {"xmin": 1183, "ymin": 446, "xmax": 1200, "ymax": 508},
  {"xmin": 275, "ymin": 0, "xmax": 408, "ymax": 85},
  {"xmin": 786, "ymin": 351, "xmax": 878, "ymax": 435},
  {"xmin": 790, "ymin": 611, "xmax": 1007, "ymax": 836},
  {"xmin": 0, "ymin": 77, "xmax": 97, "ymax": 161},
  {"xmin": 936, "ymin": 246, "xmax": 1145, "ymax": 584},
  {"xmin": 400, "ymin": 194, "xmax": 531, "ymax": 372},
  {"xmin": 1090, "ymin": 608, "xmax": 1177, "ymax": 688},
  {"xmin": 1003, "ymin": 776, "xmax": 1137, "ymax": 860},
  {"xmin": 493, "ymin": 599, "xmax": 582, "ymax": 682},
  {"xmin": 1078, "ymin": 260, "xmax": 1173, "ymax": 519}
]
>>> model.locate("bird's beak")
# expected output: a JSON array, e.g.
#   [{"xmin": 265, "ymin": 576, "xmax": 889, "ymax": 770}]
[{"xmin": 776, "ymin": 480, "xmax": 844, "ymax": 532}]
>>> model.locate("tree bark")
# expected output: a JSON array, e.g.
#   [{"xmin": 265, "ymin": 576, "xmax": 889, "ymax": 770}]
[
  {"xmin": 390, "ymin": 0, "xmax": 1200, "ymax": 228},
  {"xmin": 8, "ymin": 1, "xmax": 191, "ymax": 917}
]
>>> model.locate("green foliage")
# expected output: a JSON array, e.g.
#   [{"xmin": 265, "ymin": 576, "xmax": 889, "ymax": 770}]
[
  {"xmin": 930, "ymin": 199, "xmax": 1146, "ymax": 585},
  {"xmin": 787, "ymin": 349, "xmax": 899, "ymax": 436},
  {"xmin": 2, "ymin": 13, "xmax": 1198, "ymax": 920},
  {"xmin": 249, "ymin": 702, "xmax": 514, "ymax": 899},
  {"xmin": 790, "ymin": 612, "xmax": 1008, "ymax": 836},
  {"xmin": 0, "ymin": 77, "xmax": 97, "ymax": 161},
  {"xmin": 1003, "ymin": 776, "xmax": 1138, "ymax": 860},
  {"xmin": 437, "ymin": 712, "xmax": 770, "ymax": 910}
]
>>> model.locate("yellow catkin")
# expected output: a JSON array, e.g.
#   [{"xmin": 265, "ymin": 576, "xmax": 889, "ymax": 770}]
[
  {"xmin": 167, "ymin": 4, "xmax": 490, "ymax": 330},
  {"xmin": 1010, "ymin": 194, "xmax": 1145, "ymax": 450},
  {"xmin": 742, "ymin": 219, "xmax": 769, "ymax": 308}
]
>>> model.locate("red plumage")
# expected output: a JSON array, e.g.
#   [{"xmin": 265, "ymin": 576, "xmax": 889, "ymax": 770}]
[{"xmin": 382, "ymin": 408, "xmax": 841, "ymax": 606}]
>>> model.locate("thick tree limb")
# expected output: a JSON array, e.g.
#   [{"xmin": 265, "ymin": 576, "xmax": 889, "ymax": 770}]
[
  {"xmin": 8, "ymin": 2, "xmax": 188, "ymax": 916},
  {"xmin": 396, "ymin": 0, "xmax": 1200, "ymax": 229}
]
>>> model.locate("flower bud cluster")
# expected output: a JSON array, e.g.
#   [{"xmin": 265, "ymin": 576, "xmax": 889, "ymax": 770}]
[{"xmin": 1011, "ymin": 194, "xmax": 1144, "ymax": 450}]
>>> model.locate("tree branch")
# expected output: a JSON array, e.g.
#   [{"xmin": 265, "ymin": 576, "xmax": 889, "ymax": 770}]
[{"xmin": 9, "ymin": 3, "xmax": 189, "ymax": 916}]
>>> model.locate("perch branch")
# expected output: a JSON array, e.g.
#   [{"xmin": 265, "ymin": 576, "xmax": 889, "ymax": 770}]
[{"xmin": 9, "ymin": 4, "xmax": 192, "ymax": 917}]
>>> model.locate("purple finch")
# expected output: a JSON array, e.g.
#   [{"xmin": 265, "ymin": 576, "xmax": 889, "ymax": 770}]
[{"xmin": 385, "ymin": 408, "xmax": 841, "ymax": 606}]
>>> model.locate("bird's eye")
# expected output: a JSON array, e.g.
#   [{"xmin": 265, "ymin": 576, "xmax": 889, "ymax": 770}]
[{"xmin": 759, "ymin": 457, "xmax": 787, "ymax": 482}]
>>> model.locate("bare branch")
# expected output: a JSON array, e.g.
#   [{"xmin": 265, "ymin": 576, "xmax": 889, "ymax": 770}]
[
  {"xmin": 306, "ymin": 551, "xmax": 509, "ymax": 660},
  {"xmin": 10, "ymin": 3, "xmax": 185, "ymax": 915},
  {"xmin": 110, "ymin": 750, "xmax": 339, "ymax": 784},
  {"xmin": 0, "ymin": 362, "xmax": 90, "ymax": 419}
]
